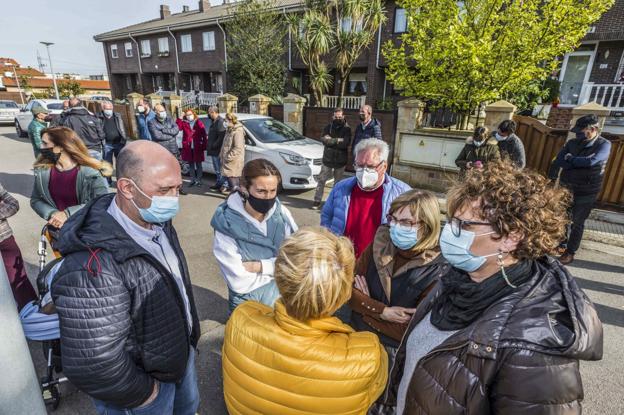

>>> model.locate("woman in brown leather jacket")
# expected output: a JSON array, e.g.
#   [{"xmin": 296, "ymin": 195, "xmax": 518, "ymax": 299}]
[
  {"xmin": 349, "ymin": 189, "xmax": 448, "ymax": 414},
  {"xmin": 385, "ymin": 160, "xmax": 603, "ymax": 415}
]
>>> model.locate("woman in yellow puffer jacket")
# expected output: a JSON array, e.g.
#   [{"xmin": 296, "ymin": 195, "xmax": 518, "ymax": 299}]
[{"xmin": 223, "ymin": 226, "xmax": 388, "ymax": 415}]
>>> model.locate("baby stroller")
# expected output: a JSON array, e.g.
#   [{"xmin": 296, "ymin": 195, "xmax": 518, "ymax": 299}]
[{"xmin": 19, "ymin": 225, "xmax": 68, "ymax": 410}]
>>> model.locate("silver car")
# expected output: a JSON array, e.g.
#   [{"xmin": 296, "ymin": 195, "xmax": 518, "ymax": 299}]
[
  {"xmin": 0, "ymin": 100, "xmax": 20, "ymax": 125},
  {"xmin": 15, "ymin": 99, "xmax": 64, "ymax": 137}
]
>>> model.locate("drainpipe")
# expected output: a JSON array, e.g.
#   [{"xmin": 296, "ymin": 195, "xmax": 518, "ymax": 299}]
[
  {"xmin": 375, "ymin": 25, "xmax": 386, "ymax": 102},
  {"xmin": 284, "ymin": 8, "xmax": 293, "ymax": 72},
  {"xmin": 128, "ymin": 32, "xmax": 144, "ymax": 93},
  {"xmin": 167, "ymin": 26, "xmax": 181, "ymax": 95},
  {"xmin": 216, "ymin": 18, "xmax": 228, "ymax": 92}
]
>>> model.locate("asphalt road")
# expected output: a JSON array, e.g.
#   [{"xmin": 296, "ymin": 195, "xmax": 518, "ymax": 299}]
[{"xmin": 0, "ymin": 125, "xmax": 622, "ymax": 415}]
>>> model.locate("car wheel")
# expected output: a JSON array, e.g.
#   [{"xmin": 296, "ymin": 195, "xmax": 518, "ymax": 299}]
[{"xmin": 15, "ymin": 120, "xmax": 26, "ymax": 137}]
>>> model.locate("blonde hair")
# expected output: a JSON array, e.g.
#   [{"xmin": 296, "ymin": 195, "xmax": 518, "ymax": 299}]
[
  {"xmin": 389, "ymin": 190, "xmax": 441, "ymax": 252},
  {"xmin": 225, "ymin": 112, "xmax": 238, "ymax": 125},
  {"xmin": 274, "ymin": 226, "xmax": 355, "ymax": 321}
]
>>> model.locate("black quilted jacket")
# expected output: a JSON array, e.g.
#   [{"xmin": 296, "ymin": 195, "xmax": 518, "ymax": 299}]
[
  {"xmin": 385, "ymin": 257, "xmax": 603, "ymax": 414},
  {"xmin": 51, "ymin": 193, "xmax": 200, "ymax": 408}
]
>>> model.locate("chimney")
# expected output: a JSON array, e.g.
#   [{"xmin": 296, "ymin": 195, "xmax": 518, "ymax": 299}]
[
  {"xmin": 182, "ymin": 5, "xmax": 190, "ymax": 12},
  {"xmin": 160, "ymin": 4, "xmax": 171, "ymax": 19},
  {"xmin": 198, "ymin": 0, "xmax": 210, "ymax": 12}
]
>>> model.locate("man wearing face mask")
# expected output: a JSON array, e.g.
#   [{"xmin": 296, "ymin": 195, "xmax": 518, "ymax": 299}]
[
  {"xmin": 495, "ymin": 119, "xmax": 526, "ymax": 168},
  {"xmin": 59, "ymin": 97, "xmax": 106, "ymax": 160},
  {"xmin": 97, "ymin": 102, "xmax": 127, "ymax": 186},
  {"xmin": 51, "ymin": 141, "xmax": 201, "ymax": 415},
  {"xmin": 352, "ymin": 104, "xmax": 383, "ymax": 156},
  {"xmin": 321, "ymin": 139, "xmax": 411, "ymax": 257},
  {"xmin": 27, "ymin": 106, "xmax": 49, "ymax": 157},
  {"xmin": 148, "ymin": 104, "xmax": 187, "ymax": 195},
  {"xmin": 312, "ymin": 108, "xmax": 352, "ymax": 210},
  {"xmin": 548, "ymin": 114, "xmax": 612, "ymax": 264},
  {"xmin": 135, "ymin": 99, "xmax": 155, "ymax": 140}
]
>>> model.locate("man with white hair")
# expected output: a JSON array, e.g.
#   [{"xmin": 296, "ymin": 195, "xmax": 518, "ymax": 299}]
[
  {"xmin": 321, "ymin": 138, "xmax": 411, "ymax": 257},
  {"xmin": 97, "ymin": 101, "xmax": 128, "ymax": 185},
  {"xmin": 352, "ymin": 104, "xmax": 382, "ymax": 155}
]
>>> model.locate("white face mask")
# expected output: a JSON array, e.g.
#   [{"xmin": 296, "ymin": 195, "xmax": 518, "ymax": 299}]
[
  {"xmin": 356, "ymin": 168, "xmax": 379, "ymax": 189},
  {"xmin": 137, "ymin": 106, "xmax": 145, "ymax": 113},
  {"xmin": 223, "ymin": 121, "xmax": 229, "ymax": 128},
  {"xmin": 495, "ymin": 132, "xmax": 507, "ymax": 141},
  {"xmin": 186, "ymin": 114, "xmax": 194, "ymax": 121},
  {"xmin": 103, "ymin": 109, "xmax": 113, "ymax": 117},
  {"xmin": 158, "ymin": 111, "xmax": 167, "ymax": 120}
]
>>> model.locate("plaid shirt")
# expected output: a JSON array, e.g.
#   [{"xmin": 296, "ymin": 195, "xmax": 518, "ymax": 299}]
[{"xmin": 0, "ymin": 183, "xmax": 19, "ymax": 243}]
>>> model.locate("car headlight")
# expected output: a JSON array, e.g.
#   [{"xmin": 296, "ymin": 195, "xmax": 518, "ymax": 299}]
[{"xmin": 279, "ymin": 152, "xmax": 308, "ymax": 166}]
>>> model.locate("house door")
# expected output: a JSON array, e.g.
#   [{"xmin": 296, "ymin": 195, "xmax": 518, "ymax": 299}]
[{"xmin": 559, "ymin": 45, "xmax": 596, "ymax": 105}]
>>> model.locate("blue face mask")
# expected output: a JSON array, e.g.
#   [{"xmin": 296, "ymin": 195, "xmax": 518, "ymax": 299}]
[
  {"xmin": 389, "ymin": 223, "xmax": 419, "ymax": 250},
  {"xmin": 439, "ymin": 223, "xmax": 497, "ymax": 272},
  {"xmin": 130, "ymin": 181, "xmax": 179, "ymax": 223}
]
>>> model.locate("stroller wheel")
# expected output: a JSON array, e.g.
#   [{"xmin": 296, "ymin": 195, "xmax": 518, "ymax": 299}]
[{"xmin": 41, "ymin": 378, "xmax": 61, "ymax": 410}]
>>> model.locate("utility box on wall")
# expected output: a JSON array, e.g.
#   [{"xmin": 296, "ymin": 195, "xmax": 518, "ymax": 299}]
[{"xmin": 392, "ymin": 129, "xmax": 469, "ymax": 192}]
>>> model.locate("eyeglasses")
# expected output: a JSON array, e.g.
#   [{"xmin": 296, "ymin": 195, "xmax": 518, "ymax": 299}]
[
  {"xmin": 449, "ymin": 217, "xmax": 492, "ymax": 237},
  {"xmin": 353, "ymin": 160, "xmax": 385, "ymax": 171},
  {"xmin": 386, "ymin": 214, "xmax": 420, "ymax": 229}
]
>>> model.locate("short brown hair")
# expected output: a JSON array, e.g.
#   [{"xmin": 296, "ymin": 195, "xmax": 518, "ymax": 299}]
[
  {"xmin": 240, "ymin": 158, "xmax": 282, "ymax": 188},
  {"xmin": 274, "ymin": 226, "xmax": 355, "ymax": 321},
  {"xmin": 446, "ymin": 160, "xmax": 570, "ymax": 259},
  {"xmin": 389, "ymin": 190, "xmax": 441, "ymax": 251}
]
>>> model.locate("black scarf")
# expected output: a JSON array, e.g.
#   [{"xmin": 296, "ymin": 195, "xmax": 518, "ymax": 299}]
[{"xmin": 430, "ymin": 260, "xmax": 534, "ymax": 330}]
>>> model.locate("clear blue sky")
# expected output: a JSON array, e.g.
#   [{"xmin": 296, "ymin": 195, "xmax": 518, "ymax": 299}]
[{"xmin": 2, "ymin": 1, "xmax": 219, "ymax": 75}]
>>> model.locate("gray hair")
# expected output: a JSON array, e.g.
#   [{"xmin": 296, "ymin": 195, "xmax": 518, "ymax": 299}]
[
  {"xmin": 102, "ymin": 101, "xmax": 114, "ymax": 110},
  {"xmin": 208, "ymin": 106, "xmax": 219, "ymax": 114},
  {"xmin": 354, "ymin": 138, "xmax": 389, "ymax": 161},
  {"xmin": 360, "ymin": 104, "xmax": 372, "ymax": 115}
]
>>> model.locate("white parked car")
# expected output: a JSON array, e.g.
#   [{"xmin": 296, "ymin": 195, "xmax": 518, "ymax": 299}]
[
  {"xmin": 15, "ymin": 99, "xmax": 65, "ymax": 137},
  {"xmin": 0, "ymin": 100, "xmax": 20, "ymax": 125},
  {"xmin": 198, "ymin": 114, "xmax": 325, "ymax": 190}
]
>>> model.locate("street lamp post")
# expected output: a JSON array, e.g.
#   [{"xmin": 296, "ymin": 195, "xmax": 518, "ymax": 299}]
[
  {"xmin": 40, "ymin": 42, "xmax": 59, "ymax": 99},
  {"xmin": 5, "ymin": 63, "xmax": 24, "ymax": 105}
]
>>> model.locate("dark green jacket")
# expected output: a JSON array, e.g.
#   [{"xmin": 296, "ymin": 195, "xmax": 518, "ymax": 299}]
[
  {"xmin": 30, "ymin": 166, "xmax": 109, "ymax": 220},
  {"xmin": 455, "ymin": 137, "xmax": 500, "ymax": 171},
  {"xmin": 28, "ymin": 119, "xmax": 47, "ymax": 157}
]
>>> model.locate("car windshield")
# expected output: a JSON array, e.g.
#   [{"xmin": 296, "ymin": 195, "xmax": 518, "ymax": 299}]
[
  {"xmin": 46, "ymin": 103, "xmax": 64, "ymax": 110},
  {"xmin": 0, "ymin": 101, "xmax": 18, "ymax": 109},
  {"xmin": 242, "ymin": 118, "xmax": 305, "ymax": 143}
]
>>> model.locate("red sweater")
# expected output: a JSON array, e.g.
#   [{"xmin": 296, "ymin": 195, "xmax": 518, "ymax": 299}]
[{"xmin": 344, "ymin": 184, "xmax": 384, "ymax": 257}]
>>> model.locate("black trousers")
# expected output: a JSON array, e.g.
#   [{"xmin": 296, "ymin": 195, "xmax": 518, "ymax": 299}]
[{"xmin": 565, "ymin": 193, "xmax": 598, "ymax": 254}]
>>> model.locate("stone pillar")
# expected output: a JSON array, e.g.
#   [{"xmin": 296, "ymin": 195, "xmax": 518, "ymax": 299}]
[
  {"xmin": 484, "ymin": 100, "xmax": 516, "ymax": 133},
  {"xmin": 283, "ymin": 93, "xmax": 306, "ymax": 134},
  {"xmin": 249, "ymin": 94, "xmax": 271, "ymax": 116},
  {"xmin": 396, "ymin": 98, "xmax": 426, "ymax": 132},
  {"xmin": 169, "ymin": 94, "xmax": 182, "ymax": 118},
  {"xmin": 568, "ymin": 102, "xmax": 611, "ymax": 139},
  {"xmin": 126, "ymin": 93, "xmax": 144, "ymax": 140},
  {"xmin": 217, "ymin": 93, "xmax": 238, "ymax": 114},
  {"xmin": 145, "ymin": 93, "xmax": 163, "ymax": 109}
]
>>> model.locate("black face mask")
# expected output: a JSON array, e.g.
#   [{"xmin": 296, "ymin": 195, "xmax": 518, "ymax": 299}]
[
  {"xmin": 359, "ymin": 114, "xmax": 366, "ymax": 121},
  {"xmin": 247, "ymin": 193, "xmax": 277, "ymax": 214},
  {"xmin": 333, "ymin": 118, "xmax": 345, "ymax": 125},
  {"xmin": 40, "ymin": 148, "xmax": 60, "ymax": 163}
]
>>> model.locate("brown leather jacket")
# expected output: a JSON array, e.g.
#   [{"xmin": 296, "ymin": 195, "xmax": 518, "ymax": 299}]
[{"xmin": 384, "ymin": 257, "xmax": 603, "ymax": 414}]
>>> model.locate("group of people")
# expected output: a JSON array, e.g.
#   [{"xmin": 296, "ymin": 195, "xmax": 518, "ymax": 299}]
[{"xmin": 0, "ymin": 98, "xmax": 610, "ymax": 415}]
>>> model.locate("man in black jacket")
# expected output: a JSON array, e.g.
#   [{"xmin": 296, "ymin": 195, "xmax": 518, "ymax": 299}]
[
  {"xmin": 97, "ymin": 101, "xmax": 128, "ymax": 185},
  {"xmin": 206, "ymin": 106, "xmax": 227, "ymax": 190},
  {"xmin": 51, "ymin": 141, "xmax": 200, "ymax": 414},
  {"xmin": 312, "ymin": 108, "xmax": 352, "ymax": 209},
  {"xmin": 549, "ymin": 114, "xmax": 612, "ymax": 264},
  {"xmin": 60, "ymin": 97, "xmax": 105, "ymax": 159}
]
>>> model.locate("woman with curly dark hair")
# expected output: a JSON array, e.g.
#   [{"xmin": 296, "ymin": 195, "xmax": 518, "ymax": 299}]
[{"xmin": 384, "ymin": 160, "xmax": 603, "ymax": 415}]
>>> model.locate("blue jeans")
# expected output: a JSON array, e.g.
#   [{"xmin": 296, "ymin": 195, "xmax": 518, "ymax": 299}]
[
  {"xmin": 92, "ymin": 347, "xmax": 199, "ymax": 415},
  {"xmin": 228, "ymin": 280, "xmax": 280, "ymax": 314},
  {"xmin": 211, "ymin": 156, "xmax": 227, "ymax": 187},
  {"xmin": 89, "ymin": 148, "xmax": 103, "ymax": 161},
  {"xmin": 103, "ymin": 142, "xmax": 124, "ymax": 184}
]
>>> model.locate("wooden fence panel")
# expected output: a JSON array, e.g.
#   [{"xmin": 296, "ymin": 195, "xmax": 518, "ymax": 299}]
[
  {"xmin": 598, "ymin": 139, "xmax": 624, "ymax": 208},
  {"xmin": 268, "ymin": 105, "xmax": 283, "ymax": 122}
]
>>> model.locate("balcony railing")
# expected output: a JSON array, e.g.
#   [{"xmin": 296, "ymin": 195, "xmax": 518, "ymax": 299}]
[
  {"xmin": 579, "ymin": 82, "xmax": 624, "ymax": 111},
  {"xmin": 321, "ymin": 95, "xmax": 366, "ymax": 110}
]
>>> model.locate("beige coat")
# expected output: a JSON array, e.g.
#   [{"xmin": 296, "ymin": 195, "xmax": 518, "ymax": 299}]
[{"xmin": 220, "ymin": 123, "xmax": 245, "ymax": 177}]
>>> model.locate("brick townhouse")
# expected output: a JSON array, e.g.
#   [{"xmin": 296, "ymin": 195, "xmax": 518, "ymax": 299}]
[{"xmin": 94, "ymin": 0, "xmax": 407, "ymax": 107}]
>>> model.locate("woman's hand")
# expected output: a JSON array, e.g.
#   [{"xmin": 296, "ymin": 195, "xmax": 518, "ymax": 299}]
[
  {"xmin": 243, "ymin": 261, "xmax": 262, "ymax": 274},
  {"xmin": 354, "ymin": 274, "xmax": 370, "ymax": 296},
  {"xmin": 380, "ymin": 306, "xmax": 416, "ymax": 324},
  {"xmin": 48, "ymin": 211, "xmax": 67, "ymax": 229}
]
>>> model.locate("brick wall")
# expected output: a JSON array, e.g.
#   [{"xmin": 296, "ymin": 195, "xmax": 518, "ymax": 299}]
[
  {"xmin": 589, "ymin": 41, "xmax": 624, "ymax": 84},
  {"xmin": 585, "ymin": 0, "xmax": 624, "ymax": 41},
  {"xmin": 392, "ymin": 163, "xmax": 458, "ymax": 193},
  {"xmin": 546, "ymin": 106, "xmax": 573, "ymax": 129}
]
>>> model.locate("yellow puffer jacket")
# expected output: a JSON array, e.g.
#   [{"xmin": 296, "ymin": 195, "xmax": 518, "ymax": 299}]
[{"xmin": 223, "ymin": 300, "xmax": 388, "ymax": 415}]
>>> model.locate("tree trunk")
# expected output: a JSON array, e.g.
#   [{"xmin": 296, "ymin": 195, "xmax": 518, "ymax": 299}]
[{"xmin": 338, "ymin": 71, "xmax": 349, "ymax": 109}]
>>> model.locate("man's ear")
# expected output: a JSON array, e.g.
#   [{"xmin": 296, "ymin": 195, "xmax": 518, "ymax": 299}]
[{"xmin": 116, "ymin": 178, "xmax": 134, "ymax": 200}]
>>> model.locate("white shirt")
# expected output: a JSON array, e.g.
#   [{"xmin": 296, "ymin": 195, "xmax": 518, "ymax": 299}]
[
  {"xmin": 213, "ymin": 192, "xmax": 298, "ymax": 294},
  {"xmin": 107, "ymin": 198, "xmax": 193, "ymax": 330}
]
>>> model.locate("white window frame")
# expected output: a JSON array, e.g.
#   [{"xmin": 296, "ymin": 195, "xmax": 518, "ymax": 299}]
[
  {"xmin": 158, "ymin": 37, "xmax": 169, "ymax": 55},
  {"xmin": 394, "ymin": 8, "xmax": 407, "ymax": 33},
  {"xmin": 180, "ymin": 34, "xmax": 192, "ymax": 53},
  {"xmin": 110, "ymin": 44, "xmax": 118, "ymax": 59},
  {"xmin": 124, "ymin": 42, "xmax": 133, "ymax": 58},
  {"xmin": 140, "ymin": 40, "xmax": 151, "ymax": 57},
  {"xmin": 615, "ymin": 50, "xmax": 624, "ymax": 83},
  {"xmin": 202, "ymin": 31, "xmax": 216, "ymax": 51},
  {"xmin": 341, "ymin": 17, "xmax": 363, "ymax": 33}
]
